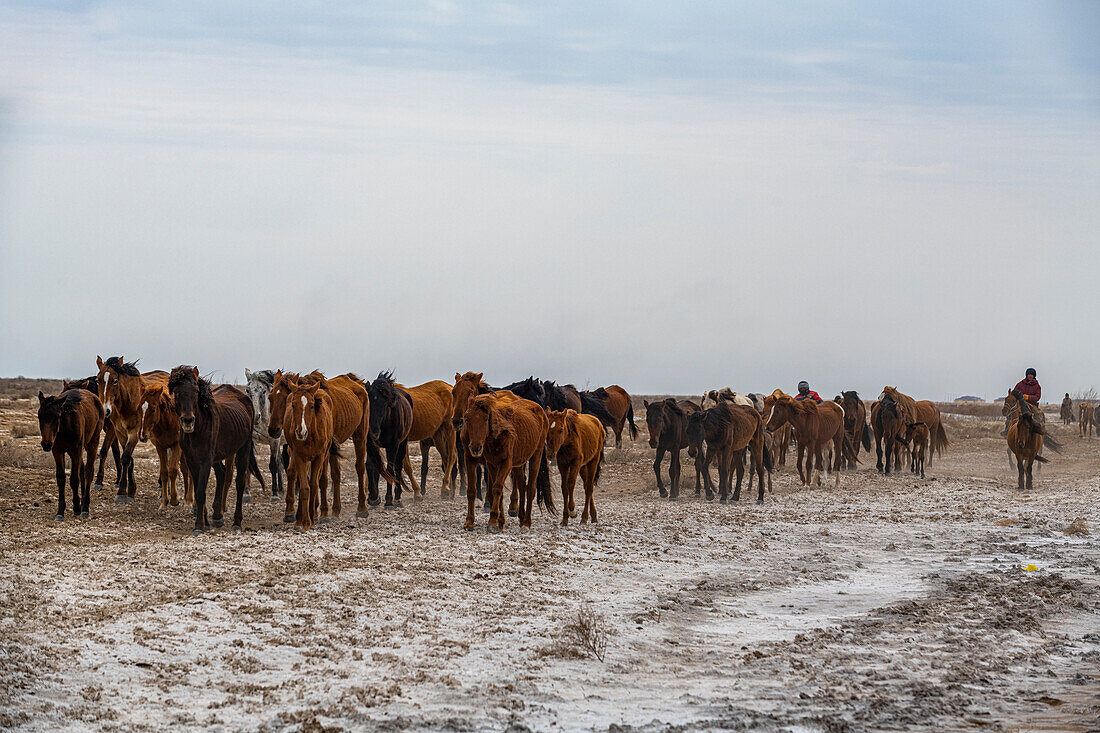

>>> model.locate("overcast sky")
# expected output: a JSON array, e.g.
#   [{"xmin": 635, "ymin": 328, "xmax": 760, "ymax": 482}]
[{"xmin": 1, "ymin": 1, "xmax": 1097, "ymax": 400}]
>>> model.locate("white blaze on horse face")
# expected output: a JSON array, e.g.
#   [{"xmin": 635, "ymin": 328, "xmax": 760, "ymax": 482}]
[
  {"xmin": 298, "ymin": 395, "xmax": 308, "ymax": 438},
  {"xmin": 103, "ymin": 374, "xmax": 112, "ymax": 415}
]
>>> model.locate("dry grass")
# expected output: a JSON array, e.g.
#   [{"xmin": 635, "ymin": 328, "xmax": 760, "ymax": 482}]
[
  {"xmin": 10, "ymin": 423, "xmax": 37, "ymax": 439},
  {"xmin": 562, "ymin": 604, "xmax": 610, "ymax": 662},
  {"xmin": 0, "ymin": 440, "xmax": 53, "ymax": 469},
  {"xmin": 0, "ymin": 377, "xmax": 65, "ymax": 400}
]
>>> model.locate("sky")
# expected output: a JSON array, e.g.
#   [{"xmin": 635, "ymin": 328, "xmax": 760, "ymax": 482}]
[{"xmin": 0, "ymin": 1, "xmax": 1097, "ymax": 400}]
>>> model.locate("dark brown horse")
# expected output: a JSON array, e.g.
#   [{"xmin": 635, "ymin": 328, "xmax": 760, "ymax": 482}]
[
  {"xmin": 686, "ymin": 402, "xmax": 771, "ymax": 503},
  {"xmin": 168, "ymin": 367, "xmax": 264, "ymax": 535},
  {"xmin": 137, "ymin": 383, "xmax": 191, "ymax": 509},
  {"xmin": 839, "ymin": 391, "xmax": 872, "ymax": 469},
  {"xmin": 462, "ymin": 393, "xmax": 552, "ymax": 532},
  {"xmin": 38, "ymin": 389, "xmax": 103, "ymax": 521},
  {"xmin": 766, "ymin": 390, "xmax": 857, "ymax": 486},
  {"xmin": 871, "ymin": 394, "xmax": 906, "ymax": 475},
  {"xmin": 63, "ymin": 376, "xmax": 122, "ymax": 491},
  {"xmin": 367, "ymin": 371, "xmax": 412, "ymax": 509},
  {"xmin": 643, "ymin": 398, "xmax": 701, "ymax": 500},
  {"xmin": 96, "ymin": 356, "xmax": 169, "ymax": 503},
  {"xmin": 1006, "ymin": 389, "xmax": 1062, "ymax": 491},
  {"xmin": 581, "ymin": 385, "xmax": 637, "ymax": 448}
]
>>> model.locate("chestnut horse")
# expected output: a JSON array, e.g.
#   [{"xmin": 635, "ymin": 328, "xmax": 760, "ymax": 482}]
[
  {"xmin": 451, "ymin": 372, "xmax": 502, "ymax": 502},
  {"xmin": 766, "ymin": 390, "xmax": 857, "ymax": 486},
  {"xmin": 283, "ymin": 379, "xmax": 334, "ymax": 531},
  {"xmin": 396, "ymin": 379, "xmax": 458, "ymax": 500},
  {"xmin": 913, "ymin": 400, "xmax": 949, "ymax": 463},
  {"xmin": 1006, "ymin": 389, "xmax": 1063, "ymax": 491},
  {"xmin": 581, "ymin": 385, "xmax": 637, "ymax": 448},
  {"xmin": 1079, "ymin": 402, "xmax": 1094, "ymax": 438},
  {"xmin": 903, "ymin": 421, "xmax": 929, "ymax": 478},
  {"xmin": 686, "ymin": 402, "xmax": 771, "ymax": 502},
  {"xmin": 643, "ymin": 398, "xmax": 702, "ymax": 500},
  {"xmin": 96, "ymin": 356, "xmax": 169, "ymax": 503},
  {"xmin": 839, "ymin": 391, "xmax": 873, "ymax": 469},
  {"xmin": 63, "ymin": 375, "xmax": 122, "ymax": 491},
  {"xmin": 366, "ymin": 372, "xmax": 413, "ymax": 509},
  {"xmin": 167, "ymin": 367, "xmax": 264, "ymax": 534},
  {"xmin": 137, "ymin": 383, "xmax": 191, "ymax": 509},
  {"xmin": 38, "ymin": 389, "xmax": 103, "ymax": 521},
  {"xmin": 462, "ymin": 394, "xmax": 552, "ymax": 532},
  {"xmin": 546, "ymin": 409, "xmax": 604, "ymax": 526}
]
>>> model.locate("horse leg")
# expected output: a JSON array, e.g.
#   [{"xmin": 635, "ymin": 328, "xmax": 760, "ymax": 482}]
[
  {"xmin": 438, "ymin": 423, "xmax": 457, "ymax": 500},
  {"xmin": 653, "ymin": 447, "xmax": 667, "ymax": 498},
  {"xmin": 732, "ymin": 449, "xmax": 746, "ymax": 502},
  {"xmin": 1025, "ymin": 456, "xmax": 1034, "ymax": 491},
  {"xmin": 52, "ymin": 451, "xmax": 66, "ymax": 521},
  {"xmin": 232, "ymin": 446, "xmax": 248, "ymax": 530},
  {"xmin": 115, "ymin": 433, "xmax": 138, "ymax": 503},
  {"xmin": 268, "ymin": 441, "xmax": 282, "ymax": 500},
  {"xmin": 392, "ymin": 441, "xmax": 407, "ymax": 507},
  {"xmin": 832, "ymin": 434, "xmax": 843, "ymax": 487},
  {"xmin": 352, "ymin": 433, "xmax": 367, "ymax": 511},
  {"xmin": 318, "ymin": 452, "xmax": 331, "ymax": 520},
  {"xmin": 582, "ymin": 460, "xmax": 598, "ymax": 523},
  {"xmin": 463, "ymin": 453, "xmax": 478, "ymax": 531},
  {"xmin": 66, "ymin": 447, "xmax": 81, "ymax": 519},
  {"xmin": 284, "ymin": 454, "xmax": 299, "ymax": 523},
  {"xmin": 560, "ymin": 461, "xmax": 575, "ymax": 526},
  {"xmin": 210, "ymin": 462, "xmax": 227, "ymax": 528},
  {"xmin": 670, "ymin": 449, "xmax": 681, "ymax": 500},
  {"xmin": 512, "ymin": 467, "xmax": 529, "ymax": 530},
  {"xmin": 507, "ymin": 467, "xmax": 520, "ymax": 517},
  {"xmin": 154, "ymin": 444, "xmax": 170, "ymax": 510},
  {"xmin": 614, "ymin": 423, "xmax": 623, "ymax": 450},
  {"xmin": 190, "ymin": 460, "xmax": 211, "ymax": 534},
  {"xmin": 717, "ymin": 449, "xmax": 730, "ymax": 503},
  {"xmin": 1015, "ymin": 455, "xmax": 1025, "ymax": 491},
  {"xmin": 417, "ymin": 439, "xmax": 431, "ymax": 499}
]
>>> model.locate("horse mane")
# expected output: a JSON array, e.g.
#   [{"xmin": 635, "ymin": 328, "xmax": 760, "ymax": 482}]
[
  {"xmin": 592, "ymin": 387, "xmax": 610, "ymax": 399},
  {"xmin": 168, "ymin": 366, "xmax": 214, "ymax": 410},
  {"xmin": 883, "ymin": 386, "xmax": 917, "ymax": 422},
  {"xmin": 370, "ymin": 370, "xmax": 400, "ymax": 403},
  {"xmin": 105, "ymin": 356, "xmax": 140, "ymax": 376},
  {"xmin": 66, "ymin": 375, "xmax": 99, "ymax": 393}
]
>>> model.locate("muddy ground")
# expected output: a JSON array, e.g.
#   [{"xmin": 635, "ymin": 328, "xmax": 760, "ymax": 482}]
[{"xmin": 0, "ymin": 393, "xmax": 1097, "ymax": 732}]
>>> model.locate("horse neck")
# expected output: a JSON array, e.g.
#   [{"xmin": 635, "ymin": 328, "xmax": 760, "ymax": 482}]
[{"xmin": 115, "ymin": 373, "xmax": 143, "ymax": 412}]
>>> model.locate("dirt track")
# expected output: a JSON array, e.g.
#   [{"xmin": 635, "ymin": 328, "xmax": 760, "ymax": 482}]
[{"xmin": 1, "ymin": 396, "xmax": 1098, "ymax": 732}]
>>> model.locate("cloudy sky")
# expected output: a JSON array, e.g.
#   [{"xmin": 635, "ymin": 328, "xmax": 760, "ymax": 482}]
[{"xmin": 1, "ymin": 1, "xmax": 1097, "ymax": 400}]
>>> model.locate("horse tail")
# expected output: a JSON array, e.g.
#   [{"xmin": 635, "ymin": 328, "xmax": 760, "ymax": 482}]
[
  {"xmin": 1034, "ymin": 454, "xmax": 1050, "ymax": 464},
  {"xmin": 861, "ymin": 423, "xmax": 872, "ymax": 452},
  {"xmin": 932, "ymin": 422, "xmax": 949, "ymax": 457},
  {"xmin": 1042, "ymin": 432, "xmax": 1064, "ymax": 455},
  {"xmin": 248, "ymin": 442, "xmax": 267, "ymax": 490},
  {"xmin": 842, "ymin": 433, "xmax": 861, "ymax": 466},
  {"xmin": 762, "ymin": 441, "xmax": 773, "ymax": 472},
  {"xmin": 594, "ymin": 448, "xmax": 604, "ymax": 485},
  {"xmin": 627, "ymin": 399, "xmax": 638, "ymax": 439},
  {"xmin": 536, "ymin": 451, "xmax": 555, "ymax": 513},
  {"xmin": 365, "ymin": 434, "xmax": 398, "ymax": 485},
  {"xmin": 579, "ymin": 392, "xmax": 615, "ymax": 431}
]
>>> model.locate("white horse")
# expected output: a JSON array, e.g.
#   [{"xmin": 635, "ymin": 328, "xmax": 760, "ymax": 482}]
[
  {"xmin": 702, "ymin": 387, "xmax": 756, "ymax": 410},
  {"xmin": 244, "ymin": 368, "xmax": 286, "ymax": 501}
]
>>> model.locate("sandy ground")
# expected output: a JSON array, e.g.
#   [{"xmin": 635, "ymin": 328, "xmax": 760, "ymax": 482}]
[{"xmin": 0, "ymin": 395, "xmax": 1097, "ymax": 732}]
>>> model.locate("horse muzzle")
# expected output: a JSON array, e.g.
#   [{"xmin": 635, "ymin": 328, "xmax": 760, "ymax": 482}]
[
  {"xmin": 41, "ymin": 441, "xmax": 52, "ymax": 452},
  {"xmin": 181, "ymin": 418, "xmax": 196, "ymax": 434},
  {"xmin": 648, "ymin": 438, "xmax": 658, "ymax": 449},
  {"xmin": 469, "ymin": 445, "xmax": 484, "ymax": 458},
  {"xmin": 296, "ymin": 428, "xmax": 308, "ymax": 441},
  {"xmin": 268, "ymin": 426, "xmax": 282, "ymax": 439}
]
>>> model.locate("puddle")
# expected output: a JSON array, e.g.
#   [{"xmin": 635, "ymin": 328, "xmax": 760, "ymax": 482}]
[{"xmin": 695, "ymin": 560, "xmax": 928, "ymax": 644}]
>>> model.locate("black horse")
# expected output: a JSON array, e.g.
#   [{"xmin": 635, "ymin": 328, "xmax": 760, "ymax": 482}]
[
  {"xmin": 643, "ymin": 398, "xmax": 702, "ymax": 500},
  {"xmin": 168, "ymin": 366, "xmax": 264, "ymax": 535},
  {"xmin": 367, "ymin": 371, "xmax": 413, "ymax": 509}
]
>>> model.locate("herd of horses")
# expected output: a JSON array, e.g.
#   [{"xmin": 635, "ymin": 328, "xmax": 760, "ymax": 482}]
[{"xmin": 31, "ymin": 358, "xmax": 1065, "ymax": 533}]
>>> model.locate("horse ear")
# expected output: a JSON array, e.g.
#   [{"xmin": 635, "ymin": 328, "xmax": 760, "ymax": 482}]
[
  {"xmin": 245, "ymin": 368, "xmax": 252, "ymax": 379},
  {"xmin": 96, "ymin": 356, "xmax": 104, "ymax": 369},
  {"xmin": 191, "ymin": 366, "xmax": 200, "ymax": 380},
  {"xmin": 38, "ymin": 391, "xmax": 45, "ymax": 404},
  {"xmin": 475, "ymin": 372, "xmax": 483, "ymax": 381},
  {"xmin": 643, "ymin": 400, "xmax": 649, "ymax": 408},
  {"xmin": 455, "ymin": 372, "xmax": 461, "ymax": 382}
]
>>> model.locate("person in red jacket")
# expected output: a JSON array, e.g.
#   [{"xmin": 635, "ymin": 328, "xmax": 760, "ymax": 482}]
[
  {"xmin": 1014, "ymin": 368, "xmax": 1041, "ymax": 403},
  {"xmin": 795, "ymin": 381, "xmax": 822, "ymax": 403}
]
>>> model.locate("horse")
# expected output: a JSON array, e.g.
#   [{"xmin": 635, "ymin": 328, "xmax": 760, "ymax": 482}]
[
  {"xmin": 580, "ymin": 385, "xmax": 637, "ymax": 448},
  {"xmin": 643, "ymin": 398, "xmax": 702, "ymax": 500},
  {"xmin": 37, "ymin": 389, "xmax": 103, "ymax": 521},
  {"xmin": 546, "ymin": 409, "xmax": 604, "ymax": 526},
  {"xmin": 63, "ymin": 376, "xmax": 123, "ymax": 491},
  {"xmin": 686, "ymin": 402, "xmax": 771, "ymax": 503},
  {"xmin": 136, "ymin": 383, "xmax": 191, "ymax": 509},
  {"xmin": 451, "ymin": 372, "xmax": 501, "ymax": 502},
  {"xmin": 904, "ymin": 421, "xmax": 930, "ymax": 478},
  {"xmin": 1006, "ymin": 389, "xmax": 1063, "ymax": 491},
  {"xmin": 366, "ymin": 371, "xmax": 413, "ymax": 509},
  {"xmin": 502, "ymin": 377, "xmax": 545, "ymax": 406},
  {"xmin": 871, "ymin": 395, "xmax": 905, "ymax": 475},
  {"xmin": 462, "ymin": 393, "xmax": 552, "ymax": 533},
  {"xmin": 701, "ymin": 388, "xmax": 755, "ymax": 409},
  {"xmin": 268, "ymin": 371, "xmax": 389, "ymax": 520},
  {"xmin": 167, "ymin": 367, "xmax": 264, "ymax": 535},
  {"xmin": 1060, "ymin": 394, "xmax": 1074, "ymax": 425},
  {"xmin": 1079, "ymin": 402, "xmax": 1094, "ymax": 438},
  {"xmin": 282, "ymin": 379, "xmax": 335, "ymax": 531},
  {"xmin": 395, "ymin": 379, "xmax": 458, "ymax": 500},
  {"xmin": 96, "ymin": 356, "xmax": 169, "ymax": 503},
  {"xmin": 766, "ymin": 389, "xmax": 857, "ymax": 486},
  {"xmin": 541, "ymin": 380, "xmax": 583, "ymax": 412},
  {"xmin": 244, "ymin": 369, "xmax": 287, "ymax": 501},
  {"xmin": 839, "ymin": 391, "xmax": 873, "ymax": 469},
  {"xmin": 913, "ymin": 400, "xmax": 949, "ymax": 463}
]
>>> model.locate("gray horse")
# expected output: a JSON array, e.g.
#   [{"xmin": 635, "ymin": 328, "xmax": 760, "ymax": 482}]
[{"xmin": 244, "ymin": 368, "xmax": 286, "ymax": 501}]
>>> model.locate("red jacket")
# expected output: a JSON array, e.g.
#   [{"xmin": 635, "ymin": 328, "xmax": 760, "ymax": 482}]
[
  {"xmin": 795, "ymin": 390, "xmax": 822, "ymax": 403},
  {"xmin": 1014, "ymin": 378, "xmax": 1041, "ymax": 402}
]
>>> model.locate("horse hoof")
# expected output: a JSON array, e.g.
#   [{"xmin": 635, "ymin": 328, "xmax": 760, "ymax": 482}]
[
  {"xmin": 54, "ymin": 514, "xmax": 63, "ymax": 522},
  {"xmin": 80, "ymin": 511, "xmax": 89, "ymax": 519},
  {"xmin": 488, "ymin": 525, "xmax": 501, "ymax": 534},
  {"xmin": 114, "ymin": 495, "xmax": 134, "ymax": 504},
  {"xmin": 355, "ymin": 510, "xmax": 370, "ymax": 518},
  {"xmin": 212, "ymin": 518, "xmax": 224, "ymax": 528},
  {"xmin": 719, "ymin": 497, "xmax": 727, "ymax": 504},
  {"xmin": 394, "ymin": 500, "xmax": 403, "ymax": 508},
  {"xmin": 191, "ymin": 529, "xmax": 203, "ymax": 536},
  {"xmin": 242, "ymin": 494, "xmax": 251, "ymax": 504},
  {"xmin": 318, "ymin": 517, "xmax": 331, "ymax": 524},
  {"xmin": 269, "ymin": 495, "xmax": 281, "ymax": 503},
  {"xmin": 114, "ymin": 481, "xmax": 121, "ymax": 489},
  {"xmin": 508, "ymin": 509, "xmax": 518, "ymax": 517},
  {"xmin": 519, "ymin": 525, "xmax": 531, "ymax": 534},
  {"xmin": 668, "ymin": 496, "xmax": 678, "ymax": 502},
  {"xmin": 463, "ymin": 523, "xmax": 475, "ymax": 532},
  {"xmin": 368, "ymin": 498, "xmax": 381, "ymax": 507},
  {"xmin": 93, "ymin": 483, "xmax": 103, "ymax": 491},
  {"xmin": 231, "ymin": 524, "xmax": 241, "ymax": 531},
  {"xmin": 283, "ymin": 514, "xmax": 295, "ymax": 523},
  {"xmin": 756, "ymin": 499, "xmax": 764, "ymax": 505},
  {"xmin": 569, "ymin": 510, "xmax": 577, "ymax": 518}
]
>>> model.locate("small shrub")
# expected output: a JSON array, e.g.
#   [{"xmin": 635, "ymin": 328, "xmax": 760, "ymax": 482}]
[{"xmin": 562, "ymin": 605, "xmax": 610, "ymax": 662}]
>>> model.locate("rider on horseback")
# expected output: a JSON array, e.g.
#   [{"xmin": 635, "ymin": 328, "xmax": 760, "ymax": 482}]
[
  {"xmin": 1014, "ymin": 368, "xmax": 1041, "ymax": 403},
  {"xmin": 795, "ymin": 381, "xmax": 822, "ymax": 403}
]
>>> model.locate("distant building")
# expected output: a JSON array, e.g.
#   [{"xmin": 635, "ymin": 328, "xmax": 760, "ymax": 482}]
[{"xmin": 954, "ymin": 395, "xmax": 983, "ymax": 402}]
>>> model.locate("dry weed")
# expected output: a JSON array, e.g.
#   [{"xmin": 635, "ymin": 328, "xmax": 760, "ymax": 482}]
[
  {"xmin": 562, "ymin": 604, "xmax": 610, "ymax": 662},
  {"xmin": 10, "ymin": 423, "xmax": 37, "ymax": 439}
]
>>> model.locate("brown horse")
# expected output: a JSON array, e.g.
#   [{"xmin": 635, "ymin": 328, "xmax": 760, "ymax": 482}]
[
  {"xmin": 167, "ymin": 367, "xmax": 264, "ymax": 534},
  {"xmin": 643, "ymin": 398, "xmax": 702, "ymax": 499},
  {"xmin": 913, "ymin": 400, "xmax": 949, "ymax": 463},
  {"xmin": 686, "ymin": 402, "xmax": 771, "ymax": 502},
  {"xmin": 766, "ymin": 390, "xmax": 856, "ymax": 486},
  {"xmin": 871, "ymin": 396, "xmax": 905, "ymax": 474},
  {"xmin": 546, "ymin": 409, "xmax": 604, "ymax": 525},
  {"xmin": 63, "ymin": 376, "xmax": 122, "ymax": 491},
  {"xmin": 839, "ymin": 391, "xmax": 872, "ymax": 468},
  {"xmin": 96, "ymin": 356, "xmax": 169, "ymax": 503},
  {"xmin": 451, "ymin": 371, "xmax": 503, "ymax": 501},
  {"xmin": 462, "ymin": 394, "xmax": 552, "ymax": 532},
  {"xmin": 581, "ymin": 385, "xmax": 637, "ymax": 448},
  {"xmin": 268, "ymin": 371, "xmax": 389, "ymax": 520},
  {"xmin": 1079, "ymin": 402, "xmax": 1094, "ymax": 438},
  {"xmin": 283, "ymin": 380, "xmax": 335, "ymax": 531},
  {"xmin": 1007, "ymin": 389, "xmax": 1062, "ymax": 490},
  {"xmin": 137, "ymin": 383, "xmax": 192, "ymax": 509},
  {"xmin": 38, "ymin": 389, "xmax": 103, "ymax": 521},
  {"xmin": 397, "ymin": 379, "xmax": 458, "ymax": 500},
  {"xmin": 903, "ymin": 421, "xmax": 929, "ymax": 478}
]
